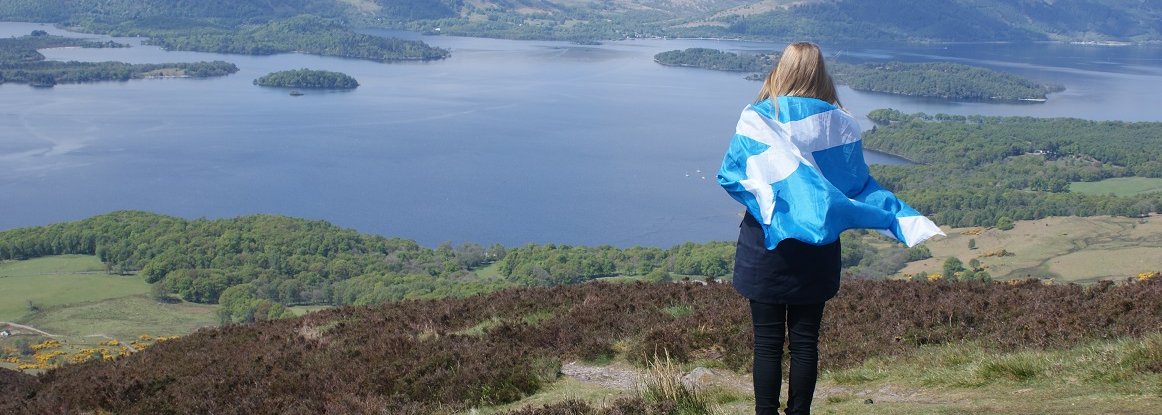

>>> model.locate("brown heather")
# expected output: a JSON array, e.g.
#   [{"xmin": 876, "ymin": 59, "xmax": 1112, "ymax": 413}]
[{"xmin": 2, "ymin": 277, "xmax": 1160, "ymax": 414}]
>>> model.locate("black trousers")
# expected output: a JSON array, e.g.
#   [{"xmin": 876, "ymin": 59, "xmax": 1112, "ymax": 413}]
[{"xmin": 750, "ymin": 300, "xmax": 826, "ymax": 415}]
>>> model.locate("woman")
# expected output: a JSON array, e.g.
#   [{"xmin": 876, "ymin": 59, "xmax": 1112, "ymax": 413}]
[{"xmin": 717, "ymin": 42, "xmax": 942, "ymax": 415}]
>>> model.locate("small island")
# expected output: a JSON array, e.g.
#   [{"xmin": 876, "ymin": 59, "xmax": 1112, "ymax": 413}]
[
  {"xmin": 253, "ymin": 69, "xmax": 359, "ymax": 90},
  {"xmin": 653, "ymin": 48, "xmax": 1063, "ymax": 102},
  {"xmin": 654, "ymin": 48, "xmax": 776, "ymax": 73},
  {"xmin": 829, "ymin": 62, "xmax": 1064, "ymax": 101},
  {"xmin": 0, "ymin": 33, "xmax": 238, "ymax": 87}
]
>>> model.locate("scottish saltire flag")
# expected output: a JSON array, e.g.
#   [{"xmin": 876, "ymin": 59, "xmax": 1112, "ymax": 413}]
[{"xmin": 718, "ymin": 96, "xmax": 944, "ymax": 249}]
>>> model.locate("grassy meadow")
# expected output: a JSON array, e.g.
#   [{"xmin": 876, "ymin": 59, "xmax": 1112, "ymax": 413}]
[
  {"xmin": 1071, "ymin": 177, "xmax": 1162, "ymax": 196},
  {"xmin": 0, "ymin": 255, "xmax": 218, "ymax": 373},
  {"xmin": 0, "ymin": 255, "xmax": 149, "ymax": 321},
  {"xmin": 901, "ymin": 215, "xmax": 1162, "ymax": 283}
]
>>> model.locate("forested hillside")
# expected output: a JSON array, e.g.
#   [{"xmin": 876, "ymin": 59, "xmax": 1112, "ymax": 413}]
[
  {"xmin": 864, "ymin": 110, "xmax": 1162, "ymax": 227},
  {"xmin": 703, "ymin": 0, "xmax": 1162, "ymax": 42},
  {"xmin": 0, "ymin": 1, "xmax": 449, "ymax": 62},
  {"xmin": 0, "ymin": 0, "xmax": 348, "ymax": 23},
  {"xmin": 0, "ymin": 211, "xmax": 921, "ymax": 322},
  {"xmin": 3, "ymin": 1, "xmax": 1158, "ymax": 43}
]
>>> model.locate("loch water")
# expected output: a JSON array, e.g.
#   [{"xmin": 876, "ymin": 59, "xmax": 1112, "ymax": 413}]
[{"xmin": 3, "ymin": 22, "xmax": 1162, "ymax": 247}]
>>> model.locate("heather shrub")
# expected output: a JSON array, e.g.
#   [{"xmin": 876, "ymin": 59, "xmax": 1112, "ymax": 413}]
[
  {"xmin": 3, "ymin": 277, "xmax": 1161, "ymax": 413},
  {"xmin": 0, "ymin": 368, "xmax": 34, "ymax": 399},
  {"xmin": 504, "ymin": 397, "xmax": 677, "ymax": 415}
]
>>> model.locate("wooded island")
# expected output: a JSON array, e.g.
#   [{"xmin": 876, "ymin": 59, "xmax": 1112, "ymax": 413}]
[
  {"xmin": 254, "ymin": 69, "xmax": 359, "ymax": 89},
  {"xmin": 655, "ymin": 48, "xmax": 1062, "ymax": 101}
]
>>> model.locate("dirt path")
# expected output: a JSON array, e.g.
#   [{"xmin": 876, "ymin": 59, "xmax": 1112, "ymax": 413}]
[
  {"xmin": 559, "ymin": 361, "xmax": 959, "ymax": 407},
  {"xmin": 560, "ymin": 361, "xmax": 639, "ymax": 390},
  {"xmin": 0, "ymin": 321, "xmax": 58, "ymax": 337}
]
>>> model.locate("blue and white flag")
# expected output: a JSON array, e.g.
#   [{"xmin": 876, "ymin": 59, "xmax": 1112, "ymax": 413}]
[{"xmin": 717, "ymin": 96, "xmax": 943, "ymax": 249}]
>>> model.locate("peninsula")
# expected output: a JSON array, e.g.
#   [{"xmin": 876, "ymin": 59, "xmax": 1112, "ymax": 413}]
[{"xmin": 0, "ymin": 33, "xmax": 237, "ymax": 87}]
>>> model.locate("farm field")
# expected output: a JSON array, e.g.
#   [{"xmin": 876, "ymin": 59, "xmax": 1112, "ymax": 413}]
[
  {"xmin": 901, "ymin": 215, "xmax": 1162, "ymax": 283},
  {"xmin": 0, "ymin": 256, "xmax": 218, "ymax": 372},
  {"xmin": 0, "ymin": 255, "xmax": 149, "ymax": 321},
  {"xmin": 17, "ymin": 295, "xmax": 218, "ymax": 340},
  {"xmin": 1070, "ymin": 177, "xmax": 1162, "ymax": 197}
]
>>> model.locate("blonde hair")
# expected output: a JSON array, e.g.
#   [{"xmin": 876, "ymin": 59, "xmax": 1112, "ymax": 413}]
[{"xmin": 756, "ymin": 42, "xmax": 841, "ymax": 111}]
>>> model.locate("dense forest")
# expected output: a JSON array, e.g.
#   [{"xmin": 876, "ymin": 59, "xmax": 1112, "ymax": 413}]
[
  {"xmin": 864, "ymin": 110, "xmax": 1162, "ymax": 227},
  {"xmin": 830, "ymin": 62, "xmax": 1063, "ymax": 101},
  {"xmin": 0, "ymin": 211, "xmax": 920, "ymax": 322},
  {"xmin": 3, "ymin": 277, "xmax": 1159, "ymax": 413},
  {"xmin": 254, "ymin": 68, "xmax": 359, "ymax": 89},
  {"xmin": 653, "ymin": 48, "xmax": 1061, "ymax": 101},
  {"xmin": 0, "ymin": 33, "xmax": 236, "ymax": 86}
]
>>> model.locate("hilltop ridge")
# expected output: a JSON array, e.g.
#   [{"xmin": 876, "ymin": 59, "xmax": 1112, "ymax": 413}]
[
  {"xmin": 3, "ymin": 1, "xmax": 1159, "ymax": 43},
  {"xmin": 2, "ymin": 277, "xmax": 1160, "ymax": 413}
]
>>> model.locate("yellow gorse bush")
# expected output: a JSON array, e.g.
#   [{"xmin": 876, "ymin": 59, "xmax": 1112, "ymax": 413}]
[
  {"xmin": 30, "ymin": 339, "xmax": 61, "ymax": 350},
  {"xmin": 69, "ymin": 349, "xmax": 104, "ymax": 365}
]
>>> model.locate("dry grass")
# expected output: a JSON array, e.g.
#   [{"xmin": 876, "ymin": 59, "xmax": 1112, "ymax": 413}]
[{"xmin": 900, "ymin": 216, "xmax": 1162, "ymax": 282}]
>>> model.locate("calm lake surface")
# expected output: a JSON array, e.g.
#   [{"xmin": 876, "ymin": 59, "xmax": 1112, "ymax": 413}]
[{"xmin": 3, "ymin": 22, "xmax": 1162, "ymax": 247}]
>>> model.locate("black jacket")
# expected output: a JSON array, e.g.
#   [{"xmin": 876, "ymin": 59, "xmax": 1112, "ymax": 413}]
[{"xmin": 732, "ymin": 213, "xmax": 841, "ymax": 304}]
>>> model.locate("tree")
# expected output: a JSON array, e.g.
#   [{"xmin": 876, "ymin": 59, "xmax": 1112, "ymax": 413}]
[
  {"xmin": 995, "ymin": 216, "xmax": 1015, "ymax": 231},
  {"xmin": 645, "ymin": 267, "xmax": 672, "ymax": 283},
  {"xmin": 905, "ymin": 244, "xmax": 932, "ymax": 261},
  {"xmin": 943, "ymin": 257, "xmax": 965, "ymax": 279},
  {"xmin": 968, "ymin": 238, "xmax": 977, "ymax": 250}
]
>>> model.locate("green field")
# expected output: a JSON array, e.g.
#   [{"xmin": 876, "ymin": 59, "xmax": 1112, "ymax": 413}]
[
  {"xmin": 287, "ymin": 305, "xmax": 333, "ymax": 316},
  {"xmin": 18, "ymin": 295, "xmax": 219, "ymax": 339},
  {"xmin": 0, "ymin": 255, "xmax": 220, "ymax": 373},
  {"xmin": 1070, "ymin": 177, "xmax": 1162, "ymax": 196},
  {"xmin": 0, "ymin": 255, "xmax": 150, "ymax": 321}
]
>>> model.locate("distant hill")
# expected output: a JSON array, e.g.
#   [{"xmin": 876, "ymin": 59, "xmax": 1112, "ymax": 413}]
[
  {"xmin": 704, "ymin": 0, "xmax": 1162, "ymax": 42},
  {"xmin": 4, "ymin": 1, "xmax": 1159, "ymax": 43},
  {"xmin": 0, "ymin": 0, "xmax": 348, "ymax": 24}
]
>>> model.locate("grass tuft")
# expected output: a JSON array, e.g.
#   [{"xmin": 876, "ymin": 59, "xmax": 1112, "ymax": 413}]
[
  {"xmin": 663, "ymin": 304, "xmax": 693, "ymax": 318},
  {"xmin": 976, "ymin": 353, "xmax": 1045, "ymax": 382},
  {"xmin": 638, "ymin": 351, "xmax": 713, "ymax": 415}
]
